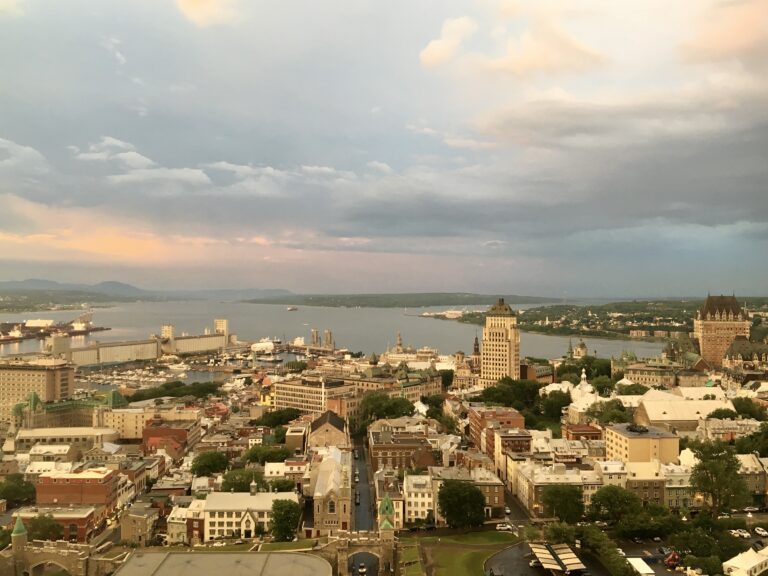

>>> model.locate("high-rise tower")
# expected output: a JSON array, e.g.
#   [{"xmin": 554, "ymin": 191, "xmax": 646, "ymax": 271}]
[{"xmin": 479, "ymin": 298, "xmax": 520, "ymax": 387}]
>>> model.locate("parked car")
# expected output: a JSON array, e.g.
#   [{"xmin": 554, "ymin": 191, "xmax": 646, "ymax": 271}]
[
  {"xmin": 740, "ymin": 529, "xmax": 752, "ymax": 539},
  {"xmin": 745, "ymin": 507, "xmax": 760, "ymax": 513},
  {"xmin": 755, "ymin": 527, "xmax": 768, "ymax": 537},
  {"xmin": 632, "ymin": 537, "xmax": 644, "ymax": 544},
  {"xmin": 658, "ymin": 547, "xmax": 673, "ymax": 556},
  {"xmin": 652, "ymin": 536, "xmax": 663, "ymax": 542},
  {"xmin": 529, "ymin": 559, "xmax": 542, "ymax": 568},
  {"xmin": 496, "ymin": 523, "xmax": 513, "ymax": 531},
  {"xmin": 718, "ymin": 513, "xmax": 731, "ymax": 519},
  {"xmin": 504, "ymin": 506, "xmax": 511, "ymax": 515},
  {"xmin": 616, "ymin": 548, "xmax": 626, "ymax": 557}
]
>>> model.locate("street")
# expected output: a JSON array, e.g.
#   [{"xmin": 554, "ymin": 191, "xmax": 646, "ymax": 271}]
[{"xmin": 354, "ymin": 440, "xmax": 375, "ymax": 531}]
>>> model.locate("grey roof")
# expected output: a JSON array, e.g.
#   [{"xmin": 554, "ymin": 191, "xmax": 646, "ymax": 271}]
[
  {"xmin": 726, "ymin": 336, "xmax": 768, "ymax": 359},
  {"xmin": 310, "ymin": 410, "xmax": 345, "ymax": 433},
  {"xmin": 699, "ymin": 295, "xmax": 745, "ymax": 318},
  {"xmin": 114, "ymin": 552, "xmax": 332, "ymax": 576},
  {"xmin": 487, "ymin": 298, "xmax": 515, "ymax": 316}
]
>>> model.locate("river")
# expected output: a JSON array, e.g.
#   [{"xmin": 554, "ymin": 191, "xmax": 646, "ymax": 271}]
[{"xmin": 0, "ymin": 301, "xmax": 663, "ymax": 360}]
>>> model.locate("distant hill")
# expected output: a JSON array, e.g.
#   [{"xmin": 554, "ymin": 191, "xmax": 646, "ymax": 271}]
[
  {"xmin": 0, "ymin": 279, "xmax": 292, "ymax": 301},
  {"xmin": 243, "ymin": 292, "xmax": 556, "ymax": 308}
]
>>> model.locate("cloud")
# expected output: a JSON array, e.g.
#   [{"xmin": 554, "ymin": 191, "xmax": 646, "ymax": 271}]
[
  {"xmin": 366, "ymin": 160, "xmax": 393, "ymax": 174},
  {"xmin": 483, "ymin": 19, "xmax": 604, "ymax": 77},
  {"xmin": 108, "ymin": 167, "xmax": 211, "ymax": 186},
  {"xmin": 0, "ymin": 0, "xmax": 23, "ymax": 16},
  {"xmin": 0, "ymin": 138, "xmax": 48, "ymax": 174},
  {"xmin": 684, "ymin": 0, "xmax": 768, "ymax": 67},
  {"xmin": 177, "ymin": 0, "xmax": 238, "ymax": 26},
  {"xmin": 420, "ymin": 16, "xmax": 477, "ymax": 67},
  {"xmin": 74, "ymin": 137, "xmax": 155, "ymax": 168},
  {"xmin": 100, "ymin": 36, "xmax": 127, "ymax": 66}
]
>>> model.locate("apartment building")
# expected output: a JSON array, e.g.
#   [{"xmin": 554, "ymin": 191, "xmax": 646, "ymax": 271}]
[
  {"xmin": 0, "ymin": 359, "xmax": 73, "ymax": 421},
  {"xmin": 604, "ymin": 423, "xmax": 679, "ymax": 464},
  {"xmin": 403, "ymin": 474, "xmax": 433, "ymax": 524},
  {"xmin": 479, "ymin": 299, "xmax": 521, "ymax": 387},
  {"xmin": 36, "ymin": 467, "xmax": 120, "ymax": 514}
]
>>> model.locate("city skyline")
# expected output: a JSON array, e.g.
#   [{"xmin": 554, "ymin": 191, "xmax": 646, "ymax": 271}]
[{"xmin": 1, "ymin": 0, "xmax": 766, "ymax": 296}]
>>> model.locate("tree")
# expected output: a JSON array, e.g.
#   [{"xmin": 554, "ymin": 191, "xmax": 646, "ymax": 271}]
[
  {"xmin": 542, "ymin": 391, "xmax": 571, "ymax": 420},
  {"xmin": 708, "ymin": 408, "xmax": 739, "ymax": 420},
  {"xmin": 480, "ymin": 378, "xmax": 541, "ymax": 411},
  {"xmin": 732, "ymin": 397, "xmax": 767, "ymax": 421},
  {"xmin": 615, "ymin": 383, "xmax": 649, "ymax": 395},
  {"xmin": 669, "ymin": 528, "xmax": 719, "ymax": 559},
  {"xmin": 359, "ymin": 392, "xmax": 414, "ymax": 426},
  {"xmin": 0, "ymin": 528, "xmax": 10, "ymax": 550},
  {"xmin": 28, "ymin": 514, "xmax": 64, "ymax": 541},
  {"xmin": 244, "ymin": 445, "xmax": 292, "ymax": 465},
  {"xmin": 221, "ymin": 468, "xmax": 265, "ymax": 492},
  {"xmin": 541, "ymin": 485, "xmax": 584, "ymax": 524},
  {"xmin": 586, "ymin": 399, "xmax": 630, "ymax": 425},
  {"xmin": 544, "ymin": 522, "xmax": 576, "ymax": 545},
  {"xmin": 0, "ymin": 474, "xmax": 36, "ymax": 508},
  {"xmin": 273, "ymin": 426, "xmax": 287, "ymax": 444},
  {"xmin": 249, "ymin": 408, "xmax": 301, "ymax": 428},
  {"xmin": 592, "ymin": 375, "xmax": 614, "ymax": 397},
  {"xmin": 589, "ymin": 485, "xmax": 643, "ymax": 524},
  {"xmin": 437, "ymin": 480, "xmax": 485, "ymax": 529},
  {"xmin": 439, "ymin": 369, "xmax": 454, "ymax": 390},
  {"xmin": 190, "ymin": 452, "xmax": 228, "ymax": 477},
  {"xmin": 689, "ymin": 440, "xmax": 748, "ymax": 518},
  {"xmin": 269, "ymin": 478, "xmax": 296, "ymax": 492},
  {"xmin": 270, "ymin": 499, "xmax": 301, "ymax": 542}
]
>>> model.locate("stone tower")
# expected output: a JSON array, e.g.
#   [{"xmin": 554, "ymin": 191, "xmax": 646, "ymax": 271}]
[
  {"xmin": 693, "ymin": 295, "xmax": 750, "ymax": 367},
  {"xmin": 11, "ymin": 515, "xmax": 27, "ymax": 562},
  {"xmin": 378, "ymin": 494, "xmax": 396, "ymax": 573},
  {"xmin": 479, "ymin": 298, "xmax": 520, "ymax": 387}
]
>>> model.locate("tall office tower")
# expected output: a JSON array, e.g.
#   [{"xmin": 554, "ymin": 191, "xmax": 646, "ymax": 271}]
[
  {"xmin": 479, "ymin": 298, "xmax": 520, "ymax": 388},
  {"xmin": 214, "ymin": 319, "xmax": 229, "ymax": 338},
  {"xmin": 693, "ymin": 295, "xmax": 750, "ymax": 367}
]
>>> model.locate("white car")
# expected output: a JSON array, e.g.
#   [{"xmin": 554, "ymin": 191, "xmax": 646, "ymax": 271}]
[
  {"xmin": 755, "ymin": 527, "xmax": 768, "ymax": 537},
  {"xmin": 496, "ymin": 523, "xmax": 513, "ymax": 531},
  {"xmin": 616, "ymin": 548, "xmax": 626, "ymax": 557},
  {"xmin": 505, "ymin": 506, "xmax": 511, "ymax": 515},
  {"xmin": 740, "ymin": 529, "xmax": 752, "ymax": 539}
]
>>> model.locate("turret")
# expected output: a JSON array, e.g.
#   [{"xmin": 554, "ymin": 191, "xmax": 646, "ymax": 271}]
[{"xmin": 12, "ymin": 515, "xmax": 27, "ymax": 557}]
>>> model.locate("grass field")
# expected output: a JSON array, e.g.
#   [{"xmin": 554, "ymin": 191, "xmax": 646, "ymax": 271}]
[
  {"xmin": 260, "ymin": 539, "xmax": 316, "ymax": 551},
  {"xmin": 432, "ymin": 547, "xmax": 497, "ymax": 576}
]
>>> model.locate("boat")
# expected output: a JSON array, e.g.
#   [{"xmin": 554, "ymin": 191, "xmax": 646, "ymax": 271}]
[
  {"xmin": 286, "ymin": 306, "xmax": 298, "ymax": 311},
  {"xmin": 167, "ymin": 363, "xmax": 190, "ymax": 371},
  {"xmin": 256, "ymin": 354, "xmax": 283, "ymax": 363}
]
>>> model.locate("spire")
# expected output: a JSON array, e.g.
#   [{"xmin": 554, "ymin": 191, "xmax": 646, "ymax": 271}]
[{"xmin": 12, "ymin": 515, "xmax": 27, "ymax": 536}]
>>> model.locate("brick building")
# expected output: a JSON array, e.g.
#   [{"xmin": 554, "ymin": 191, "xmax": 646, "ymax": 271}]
[
  {"xmin": 693, "ymin": 294, "xmax": 751, "ymax": 367},
  {"xmin": 468, "ymin": 405, "xmax": 525, "ymax": 455},
  {"xmin": 36, "ymin": 467, "xmax": 120, "ymax": 513},
  {"xmin": 368, "ymin": 429, "xmax": 435, "ymax": 472}
]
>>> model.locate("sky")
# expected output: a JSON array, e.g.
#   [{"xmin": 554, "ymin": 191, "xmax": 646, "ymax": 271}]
[{"xmin": 0, "ymin": 0, "xmax": 766, "ymax": 297}]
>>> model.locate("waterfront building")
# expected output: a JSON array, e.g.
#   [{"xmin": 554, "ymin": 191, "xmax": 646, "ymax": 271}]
[
  {"xmin": 693, "ymin": 294, "xmax": 751, "ymax": 367},
  {"xmin": 0, "ymin": 358, "xmax": 73, "ymax": 422},
  {"xmin": 480, "ymin": 299, "xmax": 521, "ymax": 387}
]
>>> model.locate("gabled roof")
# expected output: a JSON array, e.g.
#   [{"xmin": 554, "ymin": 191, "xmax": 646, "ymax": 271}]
[{"xmin": 310, "ymin": 410, "xmax": 345, "ymax": 433}]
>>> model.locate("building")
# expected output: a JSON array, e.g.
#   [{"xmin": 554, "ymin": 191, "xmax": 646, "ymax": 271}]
[
  {"xmin": 203, "ymin": 491, "xmax": 299, "ymax": 540},
  {"xmin": 604, "ymin": 423, "xmax": 679, "ymax": 464},
  {"xmin": 13, "ymin": 505, "xmax": 98, "ymax": 543},
  {"xmin": 625, "ymin": 461, "xmax": 664, "ymax": 506},
  {"xmin": 36, "ymin": 467, "xmax": 120, "ymax": 513},
  {"xmin": 0, "ymin": 359, "xmax": 74, "ymax": 421},
  {"xmin": 9, "ymin": 427, "xmax": 119, "ymax": 454},
  {"xmin": 112, "ymin": 552, "xmax": 333, "ymax": 576},
  {"xmin": 121, "ymin": 505, "xmax": 160, "ymax": 546},
  {"xmin": 480, "ymin": 299, "xmax": 521, "ymax": 387},
  {"xmin": 697, "ymin": 417, "xmax": 762, "ymax": 442},
  {"xmin": 307, "ymin": 411, "xmax": 349, "ymax": 448},
  {"xmin": 374, "ymin": 470, "xmax": 404, "ymax": 529},
  {"xmin": 660, "ymin": 462, "xmax": 698, "ymax": 511},
  {"xmin": 304, "ymin": 448, "xmax": 352, "ymax": 536},
  {"xmin": 515, "ymin": 462, "xmax": 601, "ymax": 518},
  {"xmin": 723, "ymin": 548, "xmax": 768, "ymax": 576},
  {"xmin": 693, "ymin": 295, "xmax": 751, "ymax": 368},
  {"xmin": 428, "ymin": 466, "xmax": 505, "ymax": 522},
  {"xmin": 624, "ymin": 363, "xmax": 677, "ymax": 388},
  {"xmin": 468, "ymin": 405, "xmax": 525, "ymax": 455},
  {"xmin": 403, "ymin": 474, "xmax": 433, "ymax": 524},
  {"xmin": 563, "ymin": 424, "xmax": 603, "ymax": 441},
  {"xmin": 737, "ymin": 454, "xmax": 767, "ymax": 507},
  {"xmin": 368, "ymin": 429, "xmax": 435, "ymax": 472},
  {"xmin": 142, "ymin": 416, "xmax": 202, "ymax": 457},
  {"xmin": 634, "ymin": 396, "xmax": 736, "ymax": 437}
]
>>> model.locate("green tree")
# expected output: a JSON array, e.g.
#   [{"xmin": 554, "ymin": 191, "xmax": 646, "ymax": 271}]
[
  {"xmin": 0, "ymin": 474, "xmax": 36, "ymax": 507},
  {"xmin": 249, "ymin": 408, "xmax": 301, "ymax": 428},
  {"xmin": 544, "ymin": 522, "xmax": 576, "ymax": 545},
  {"xmin": 541, "ymin": 485, "xmax": 584, "ymax": 524},
  {"xmin": 689, "ymin": 440, "xmax": 748, "ymax": 518},
  {"xmin": 669, "ymin": 528, "xmax": 719, "ymax": 558},
  {"xmin": 269, "ymin": 478, "xmax": 296, "ymax": 492},
  {"xmin": 439, "ymin": 369, "xmax": 454, "ymax": 389},
  {"xmin": 592, "ymin": 375, "xmax": 614, "ymax": 397},
  {"xmin": 0, "ymin": 528, "xmax": 10, "ymax": 550},
  {"xmin": 588, "ymin": 485, "xmax": 643, "ymax": 524},
  {"xmin": 732, "ymin": 397, "xmax": 767, "ymax": 421},
  {"xmin": 273, "ymin": 426, "xmax": 287, "ymax": 444},
  {"xmin": 28, "ymin": 514, "xmax": 64, "ymax": 541},
  {"xmin": 586, "ymin": 399, "xmax": 630, "ymax": 425},
  {"xmin": 479, "ymin": 378, "xmax": 541, "ymax": 411},
  {"xmin": 682, "ymin": 556, "xmax": 722, "ymax": 576},
  {"xmin": 542, "ymin": 391, "xmax": 572, "ymax": 420},
  {"xmin": 270, "ymin": 499, "xmax": 301, "ymax": 542},
  {"xmin": 190, "ymin": 451, "xmax": 228, "ymax": 477},
  {"xmin": 708, "ymin": 408, "xmax": 739, "ymax": 420},
  {"xmin": 244, "ymin": 445, "xmax": 292, "ymax": 465},
  {"xmin": 359, "ymin": 392, "xmax": 414, "ymax": 426},
  {"xmin": 221, "ymin": 468, "xmax": 265, "ymax": 492},
  {"xmin": 437, "ymin": 480, "xmax": 485, "ymax": 529},
  {"xmin": 615, "ymin": 383, "xmax": 649, "ymax": 395}
]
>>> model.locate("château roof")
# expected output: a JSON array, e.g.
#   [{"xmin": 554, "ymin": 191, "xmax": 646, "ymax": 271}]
[
  {"xmin": 726, "ymin": 336, "xmax": 768, "ymax": 359},
  {"xmin": 699, "ymin": 295, "xmax": 745, "ymax": 318},
  {"xmin": 487, "ymin": 298, "xmax": 515, "ymax": 316}
]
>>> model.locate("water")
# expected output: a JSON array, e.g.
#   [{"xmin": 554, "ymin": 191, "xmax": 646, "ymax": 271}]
[{"xmin": 0, "ymin": 301, "xmax": 663, "ymax": 360}]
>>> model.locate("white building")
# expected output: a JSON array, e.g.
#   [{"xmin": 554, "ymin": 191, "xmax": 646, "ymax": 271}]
[
  {"xmin": 203, "ymin": 491, "xmax": 299, "ymax": 540},
  {"xmin": 403, "ymin": 474, "xmax": 433, "ymax": 523}
]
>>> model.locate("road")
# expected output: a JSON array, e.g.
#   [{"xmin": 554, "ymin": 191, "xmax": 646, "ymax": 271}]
[{"xmin": 354, "ymin": 440, "xmax": 375, "ymax": 531}]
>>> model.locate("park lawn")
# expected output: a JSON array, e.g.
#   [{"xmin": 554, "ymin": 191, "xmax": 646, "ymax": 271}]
[
  {"xmin": 412, "ymin": 531, "xmax": 517, "ymax": 546},
  {"xmin": 400, "ymin": 546, "xmax": 420, "ymax": 563},
  {"xmin": 432, "ymin": 548, "xmax": 494, "ymax": 576},
  {"xmin": 260, "ymin": 539, "xmax": 316, "ymax": 551}
]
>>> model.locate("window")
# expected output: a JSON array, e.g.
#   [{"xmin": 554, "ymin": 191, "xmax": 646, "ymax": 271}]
[{"xmin": 328, "ymin": 500, "xmax": 336, "ymax": 514}]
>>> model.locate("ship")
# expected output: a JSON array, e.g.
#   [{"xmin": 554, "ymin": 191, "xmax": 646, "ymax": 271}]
[{"xmin": 286, "ymin": 306, "xmax": 298, "ymax": 311}]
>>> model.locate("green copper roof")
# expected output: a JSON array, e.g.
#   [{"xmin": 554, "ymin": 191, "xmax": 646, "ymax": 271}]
[
  {"xmin": 12, "ymin": 515, "xmax": 26, "ymax": 536},
  {"xmin": 378, "ymin": 494, "xmax": 394, "ymax": 516}
]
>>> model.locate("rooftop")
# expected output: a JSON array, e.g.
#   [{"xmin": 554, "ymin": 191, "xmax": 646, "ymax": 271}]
[
  {"xmin": 205, "ymin": 492, "xmax": 298, "ymax": 511},
  {"xmin": 113, "ymin": 552, "xmax": 332, "ymax": 576},
  {"xmin": 608, "ymin": 423, "xmax": 678, "ymax": 439}
]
